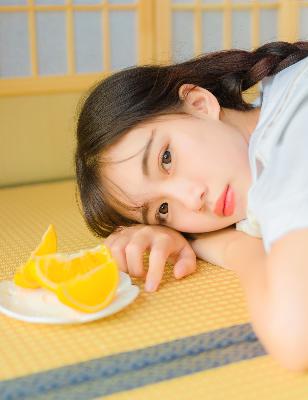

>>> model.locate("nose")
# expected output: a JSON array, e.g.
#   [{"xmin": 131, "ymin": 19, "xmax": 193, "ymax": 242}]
[{"xmin": 163, "ymin": 178, "xmax": 206, "ymax": 212}]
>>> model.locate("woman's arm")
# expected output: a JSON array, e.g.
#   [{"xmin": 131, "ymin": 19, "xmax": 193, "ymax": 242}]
[
  {"xmin": 226, "ymin": 228, "xmax": 308, "ymax": 372},
  {"xmin": 190, "ymin": 227, "xmax": 308, "ymax": 372},
  {"xmin": 224, "ymin": 230, "xmax": 274, "ymax": 364},
  {"xmin": 188, "ymin": 226, "xmax": 242, "ymax": 271},
  {"xmin": 265, "ymin": 228, "xmax": 308, "ymax": 372},
  {"xmin": 190, "ymin": 228, "xmax": 271, "ymax": 356},
  {"xmin": 188, "ymin": 225, "xmax": 266, "ymax": 273}
]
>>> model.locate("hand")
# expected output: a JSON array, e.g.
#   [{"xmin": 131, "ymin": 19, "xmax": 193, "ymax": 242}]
[
  {"xmin": 191, "ymin": 226, "xmax": 250, "ymax": 270},
  {"xmin": 103, "ymin": 224, "xmax": 197, "ymax": 292}
]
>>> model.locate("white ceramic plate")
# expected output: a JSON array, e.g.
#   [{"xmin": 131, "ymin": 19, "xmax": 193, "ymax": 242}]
[{"xmin": 0, "ymin": 272, "xmax": 139, "ymax": 325}]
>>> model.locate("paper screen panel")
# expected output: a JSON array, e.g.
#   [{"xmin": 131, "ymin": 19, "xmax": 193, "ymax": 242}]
[
  {"xmin": 260, "ymin": 8, "xmax": 278, "ymax": 46},
  {"xmin": 232, "ymin": 0, "xmax": 277, "ymax": 2},
  {"xmin": 109, "ymin": 10, "xmax": 137, "ymax": 70},
  {"xmin": 299, "ymin": 5, "xmax": 308, "ymax": 40},
  {"xmin": 36, "ymin": 11, "xmax": 67, "ymax": 75},
  {"xmin": 202, "ymin": 11, "xmax": 223, "ymax": 53},
  {"xmin": 73, "ymin": 0, "xmax": 105, "ymax": 4},
  {"xmin": 0, "ymin": 12, "xmax": 30, "ymax": 77},
  {"xmin": 35, "ymin": 0, "xmax": 65, "ymax": 5},
  {"xmin": 172, "ymin": 10, "xmax": 194, "ymax": 63},
  {"xmin": 0, "ymin": 0, "xmax": 26, "ymax": 4},
  {"xmin": 74, "ymin": 11, "xmax": 103, "ymax": 73},
  {"xmin": 108, "ymin": 0, "xmax": 136, "ymax": 3},
  {"xmin": 201, "ymin": 0, "xmax": 223, "ymax": 4},
  {"xmin": 232, "ymin": 10, "xmax": 251, "ymax": 50},
  {"xmin": 172, "ymin": 0, "xmax": 195, "ymax": 3}
]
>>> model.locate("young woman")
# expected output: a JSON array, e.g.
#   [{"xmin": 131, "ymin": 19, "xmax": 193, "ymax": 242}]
[{"xmin": 75, "ymin": 41, "xmax": 308, "ymax": 371}]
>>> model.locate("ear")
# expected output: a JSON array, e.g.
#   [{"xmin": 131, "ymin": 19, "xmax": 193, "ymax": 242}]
[{"xmin": 178, "ymin": 84, "xmax": 220, "ymax": 120}]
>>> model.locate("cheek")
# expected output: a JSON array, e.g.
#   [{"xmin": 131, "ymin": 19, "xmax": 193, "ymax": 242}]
[
  {"xmin": 170, "ymin": 207, "xmax": 205, "ymax": 232},
  {"xmin": 171, "ymin": 214, "xmax": 231, "ymax": 234},
  {"xmin": 177, "ymin": 141, "xmax": 209, "ymax": 174}
]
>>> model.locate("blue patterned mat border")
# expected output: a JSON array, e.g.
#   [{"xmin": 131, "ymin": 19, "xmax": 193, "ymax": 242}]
[{"xmin": 0, "ymin": 323, "xmax": 266, "ymax": 400}]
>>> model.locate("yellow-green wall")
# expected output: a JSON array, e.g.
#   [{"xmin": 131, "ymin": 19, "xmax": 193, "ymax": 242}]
[
  {"xmin": 0, "ymin": 87, "xmax": 260, "ymax": 188},
  {"xmin": 0, "ymin": 92, "xmax": 83, "ymax": 188}
]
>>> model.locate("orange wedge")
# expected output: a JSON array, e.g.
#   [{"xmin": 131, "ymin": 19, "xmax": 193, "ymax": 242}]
[
  {"xmin": 29, "ymin": 244, "xmax": 112, "ymax": 293},
  {"xmin": 14, "ymin": 224, "xmax": 57, "ymax": 288},
  {"xmin": 13, "ymin": 225, "xmax": 119, "ymax": 313},
  {"xmin": 56, "ymin": 260, "xmax": 119, "ymax": 313}
]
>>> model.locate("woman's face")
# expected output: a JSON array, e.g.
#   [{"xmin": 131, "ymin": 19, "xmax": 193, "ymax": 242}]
[{"xmin": 101, "ymin": 87, "xmax": 258, "ymax": 234}]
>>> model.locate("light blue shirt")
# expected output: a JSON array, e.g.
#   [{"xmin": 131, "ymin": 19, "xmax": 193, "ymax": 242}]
[{"xmin": 236, "ymin": 55, "xmax": 308, "ymax": 254}]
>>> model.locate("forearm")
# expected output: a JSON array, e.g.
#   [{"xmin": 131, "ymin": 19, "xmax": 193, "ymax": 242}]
[
  {"xmin": 189, "ymin": 226, "xmax": 266, "ymax": 273},
  {"xmin": 190, "ymin": 227, "xmax": 272, "ymax": 348},
  {"xmin": 224, "ymin": 232, "xmax": 272, "ymax": 354},
  {"xmin": 188, "ymin": 226, "xmax": 239, "ymax": 270},
  {"xmin": 226, "ymin": 231, "xmax": 308, "ymax": 371},
  {"xmin": 265, "ymin": 229, "xmax": 308, "ymax": 371},
  {"xmin": 191, "ymin": 227, "xmax": 308, "ymax": 371}
]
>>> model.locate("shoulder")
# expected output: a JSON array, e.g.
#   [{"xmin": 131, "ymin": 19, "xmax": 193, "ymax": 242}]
[
  {"xmin": 266, "ymin": 228, "xmax": 308, "ymax": 294},
  {"xmin": 260, "ymin": 55, "xmax": 308, "ymax": 113},
  {"xmin": 271, "ymin": 55, "xmax": 308, "ymax": 88},
  {"xmin": 265, "ymin": 227, "xmax": 308, "ymax": 371},
  {"xmin": 268, "ymin": 228, "xmax": 308, "ymax": 267}
]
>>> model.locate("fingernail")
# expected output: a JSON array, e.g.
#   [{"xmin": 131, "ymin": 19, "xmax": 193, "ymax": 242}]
[{"xmin": 145, "ymin": 281, "xmax": 156, "ymax": 292}]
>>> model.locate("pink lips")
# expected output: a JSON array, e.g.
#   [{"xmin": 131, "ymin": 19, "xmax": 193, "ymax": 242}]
[
  {"xmin": 224, "ymin": 185, "xmax": 235, "ymax": 216},
  {"xmin": 214, "ymin": 185, "xmax": 229, "ymax": 217}
]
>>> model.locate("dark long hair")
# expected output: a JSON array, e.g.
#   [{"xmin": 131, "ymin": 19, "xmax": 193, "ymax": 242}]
[{"xmin": 75, "ymin": 40, "xmax": 308, "ymax": 240}]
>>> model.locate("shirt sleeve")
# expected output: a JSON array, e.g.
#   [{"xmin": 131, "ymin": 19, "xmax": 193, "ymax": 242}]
[{"xmin": 254, "ymin": 83, "xmax": 308, "ymax": 254}]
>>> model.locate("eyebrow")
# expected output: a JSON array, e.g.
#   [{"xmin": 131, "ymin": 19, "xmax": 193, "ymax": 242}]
[
  {"xmin": 142, "ymin": 128, "xmax": 155, "ymax": 177},
  {"xmin": 140, "ymin": 129, "xmax": 156, "ymax": 225}
]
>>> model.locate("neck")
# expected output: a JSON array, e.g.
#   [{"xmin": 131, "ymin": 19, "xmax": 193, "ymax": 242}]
[{"xmin": 220, "ymin": 107, "xmax": 261, "ymax": 145}]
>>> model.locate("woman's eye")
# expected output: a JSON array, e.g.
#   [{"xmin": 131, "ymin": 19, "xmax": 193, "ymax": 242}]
[
  {"xmin": 160, "ymin": 148, "xmax": 172, "ymax": 171},
  {"xmin": 156, "ymin": 147, "xmax": 172, "ymax": 223},
  {"xmin": 156, "ymin": 202, "xmax": 168, "ymax": 224}
]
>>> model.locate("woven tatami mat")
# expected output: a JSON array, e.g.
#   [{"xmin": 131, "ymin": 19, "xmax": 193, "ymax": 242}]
[{"xmin": 1, "ymin": 179, "xmax": 308, "ymax": 399}]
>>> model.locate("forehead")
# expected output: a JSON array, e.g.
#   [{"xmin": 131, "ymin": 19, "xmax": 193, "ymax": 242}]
[
  {"xmin": 99, "ymin": 113, "xmax": 193, "ymax": 214},
  {"xmin": 98, "ymin": 123, "xmax": 155, "ymax": 216},
  {"xmin": 105, "ymin": 114, "xmax": 183, "ymax": 159},
  {"xmin": 104, "ymin": 112, "xmax": 192, "ymax": 159}
]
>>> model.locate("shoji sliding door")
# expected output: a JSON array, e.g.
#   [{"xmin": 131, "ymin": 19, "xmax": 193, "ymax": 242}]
[
  {"xmin": 0, "ymin": 0, "xmax": 307, "ymax": 186},
  {"xmin": 0, "ymin": 0, "xmax": 153, "ymax": 96},
  {"xmin": 0, "ymin": 0, "xmax": 307, "ymax": 96}
]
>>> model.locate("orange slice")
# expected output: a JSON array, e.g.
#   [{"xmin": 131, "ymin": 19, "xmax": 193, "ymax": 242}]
[
  {"xmin": 56, "ymin": 260, "xmax": 119, "ymax": 313},
  {"xmin": 29, "ymin": 244, "xmax": 113, "ymax": 293},
  {"xmin": 14, "ymin": 224, "xmax": 57, "ymax": 288}
]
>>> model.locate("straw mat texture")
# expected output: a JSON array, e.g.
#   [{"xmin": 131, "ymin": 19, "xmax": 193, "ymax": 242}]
[{"xmin": 1, "ymin": 180, "xmax": 308, "ymax": 399}]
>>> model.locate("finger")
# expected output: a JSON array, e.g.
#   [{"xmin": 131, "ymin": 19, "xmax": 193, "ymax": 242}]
[
  {"xmin": 103, "ymin": 232, "xmax": 121, "ymax": 248},
  {"xmin": 125, "ymin": 238, "xmax": 149, "ymax": 278},
  {"xmin": 173, "ymin": 245, "xmax": 197, "ymax": 279},
  {"xmin": 103, "ymin": 238, "xmax": 116, "ymax": 251},
  {"xmin": 107, "ymin": 236, "xmax": 130, "ymax": 273},
  {"xmin": 103, "ymin": 237, "xmax": 121, "ymax": 260},
  {"xmin": 145, "ymin": 238, "xmax": 171, "ymax": 292}
]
